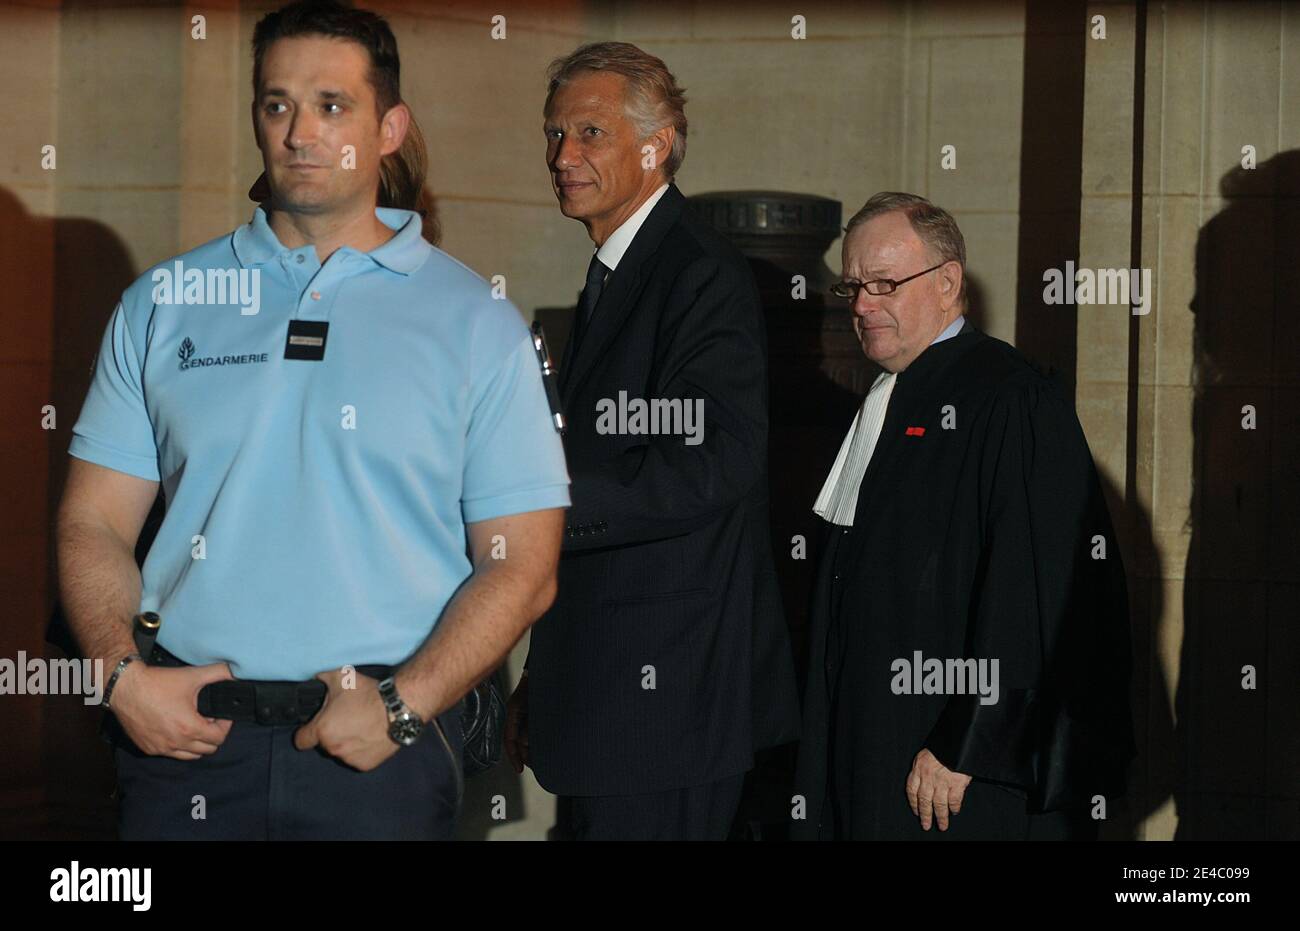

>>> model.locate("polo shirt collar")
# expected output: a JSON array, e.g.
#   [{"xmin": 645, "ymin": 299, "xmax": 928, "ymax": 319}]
[
  {"xmin": 367, "ymin": 207, "xmax": 430, "ymax": 274},
  {"xmin": 231, "ymin": 206, "xmax": 282, "ymax": 268},
  {"xmin": 232, "ymin": 205, "xmax": 429, "ymax": 275}
]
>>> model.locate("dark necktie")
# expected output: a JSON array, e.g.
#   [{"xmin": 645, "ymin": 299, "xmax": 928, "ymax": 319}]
[{"xmin": 572, "ymin": 254, "xmax": 607, "ymax": 354}]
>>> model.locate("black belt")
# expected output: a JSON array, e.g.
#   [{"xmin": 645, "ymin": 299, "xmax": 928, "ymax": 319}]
[{"xmin": 148, "ymin": 644, "xmax": 395, "ymax": 726}]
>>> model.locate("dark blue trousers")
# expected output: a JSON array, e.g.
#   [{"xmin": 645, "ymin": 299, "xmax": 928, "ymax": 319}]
[{"xmin": 111, "ymin": 706, "xmax": 463, "ymax": 841}]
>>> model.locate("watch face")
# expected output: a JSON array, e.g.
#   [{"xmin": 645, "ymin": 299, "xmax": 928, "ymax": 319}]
[{"xmin": 389, "ymin": 712, "xmax": 423, "ymax": 746}]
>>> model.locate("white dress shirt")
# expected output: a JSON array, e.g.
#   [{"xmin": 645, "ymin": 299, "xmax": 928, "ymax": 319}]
[{"xmin": 596, "ymin": 183, "xmax": 671, "ymax": 273}]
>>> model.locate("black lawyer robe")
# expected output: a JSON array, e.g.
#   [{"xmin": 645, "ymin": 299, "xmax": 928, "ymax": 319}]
[{"xmin": 793, "ymin": 321, "xmax": 1135, "ymax": 840}]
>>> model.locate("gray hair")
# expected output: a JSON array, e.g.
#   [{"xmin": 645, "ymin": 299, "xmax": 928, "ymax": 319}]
[
  {"xmin": 846, "ymin": 192, "xmax": 967, "ymax": 304},
  {"xmin": 545, "ymin": 42, "xmax": 688, "ymax": 180}
]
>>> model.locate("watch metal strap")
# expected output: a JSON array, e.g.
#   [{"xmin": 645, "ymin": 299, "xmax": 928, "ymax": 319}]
[{"xmin": 378, "ymin": 675, "xmax": 406, "ymax": 716}]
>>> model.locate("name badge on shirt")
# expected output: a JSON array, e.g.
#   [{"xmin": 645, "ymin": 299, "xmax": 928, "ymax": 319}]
[{"xmin": 284, "ymin": 320, "xmax": 329, "ymax": 361}]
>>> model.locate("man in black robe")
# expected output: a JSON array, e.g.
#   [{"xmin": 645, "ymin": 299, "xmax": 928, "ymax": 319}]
[{"xmin": 794, "ymin": 192, "xmax": 1134, "ymax": 840}]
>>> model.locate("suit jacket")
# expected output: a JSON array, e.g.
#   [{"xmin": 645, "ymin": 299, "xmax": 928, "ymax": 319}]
[{"xmin": 527, "ymin": 184, "xmax": 800, "ymax": 797}]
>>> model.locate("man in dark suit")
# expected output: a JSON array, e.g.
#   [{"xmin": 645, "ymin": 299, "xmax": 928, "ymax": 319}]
[{"xmin": 504, "ymin": 42, "xmax": 800, "ymax": 840}]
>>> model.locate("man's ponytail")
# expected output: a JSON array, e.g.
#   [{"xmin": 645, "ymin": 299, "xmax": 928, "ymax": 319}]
[{"xmin": 379, "ymin": 113, "xmax": 439, "ymax": 245}]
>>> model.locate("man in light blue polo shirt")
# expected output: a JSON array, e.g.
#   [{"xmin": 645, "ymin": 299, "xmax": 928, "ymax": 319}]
[{"xmin": 55, "ymin": 0, "xmax": 568, "ymax": 840}]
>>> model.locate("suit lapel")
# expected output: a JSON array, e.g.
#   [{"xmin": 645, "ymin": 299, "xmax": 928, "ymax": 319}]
[
  {"xmin": 559, "ymin": 184, "xmax": 686, "ymax": 400},
  {"xmin": 557, "ymin": 305, "xmax": 582, "ymax": 395}
]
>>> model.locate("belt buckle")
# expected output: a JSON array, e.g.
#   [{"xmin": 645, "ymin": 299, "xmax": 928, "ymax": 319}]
[{"xmin": 254, "ymin": 681, "xmax": 309, "ymax": 726}]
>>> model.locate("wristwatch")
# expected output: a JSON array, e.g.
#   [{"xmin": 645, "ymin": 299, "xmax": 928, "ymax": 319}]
[{"xmin": 377, "ymin": 676, "xmax": 424, "ymax": 747}]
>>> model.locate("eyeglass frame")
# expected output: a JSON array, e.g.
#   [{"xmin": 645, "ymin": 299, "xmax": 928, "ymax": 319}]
[{"xmin": 829, "ymin": 261, "xmax": 949, "ymax": 300}]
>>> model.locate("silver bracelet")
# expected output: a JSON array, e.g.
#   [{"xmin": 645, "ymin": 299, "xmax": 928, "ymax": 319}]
[{"xmin": 103, "ymin": 653, "xmax": 142, "ymax": 710}]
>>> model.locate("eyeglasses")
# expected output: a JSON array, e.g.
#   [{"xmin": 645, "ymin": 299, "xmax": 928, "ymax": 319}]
[{"xmin": 829, "ymin": 261, "xmax": 947, "ymax": 300}]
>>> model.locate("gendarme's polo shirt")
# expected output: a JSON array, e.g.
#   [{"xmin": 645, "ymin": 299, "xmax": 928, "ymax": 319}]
[{"xmin": 70, "ymin": 207, "xmax": 571, "ymax": 680}]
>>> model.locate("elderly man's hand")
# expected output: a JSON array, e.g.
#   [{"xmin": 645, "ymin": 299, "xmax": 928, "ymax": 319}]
[{"xmin": 905, "ymin": 748, "xmax": 972, "ymax": 831}]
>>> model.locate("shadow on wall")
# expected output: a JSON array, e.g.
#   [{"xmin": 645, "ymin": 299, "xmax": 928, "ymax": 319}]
[
  {"xmin": 1178, "ymin": 152, "xmax": 1300, "ymax": 839},
  {"xmin": 0, "ymin": 185, "xmax": 138, "ymax": 839},
  {"xmin": 1013, "ymin": 0, "xmax": 1087, "ymax": 398},
  {"xmin": 1099, "ymin": 467, "xmax": 1172, "ymax": 842}
]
